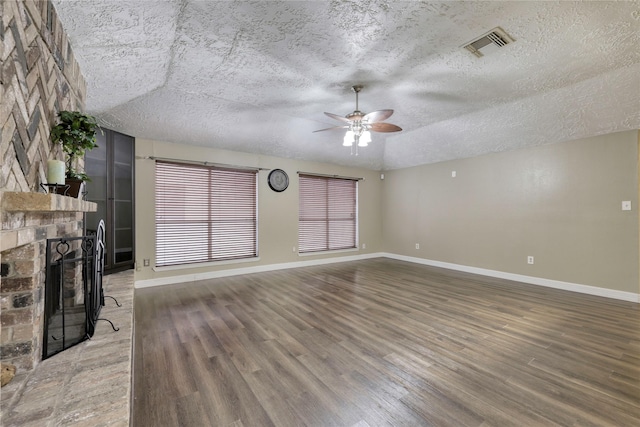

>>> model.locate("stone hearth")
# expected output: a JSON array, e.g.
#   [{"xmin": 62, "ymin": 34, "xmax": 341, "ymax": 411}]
[{"xmin": 0, "ymin": 270, "xmax": 134, "ymax": 426}]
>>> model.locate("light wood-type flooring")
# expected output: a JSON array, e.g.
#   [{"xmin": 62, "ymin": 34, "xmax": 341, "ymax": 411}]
[{"xmin": 133, "ymin": 258, "xmax": 640, "ymax": 426}]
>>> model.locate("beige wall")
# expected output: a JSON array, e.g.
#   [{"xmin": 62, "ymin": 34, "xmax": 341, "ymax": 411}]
[
  {"xmin": 382, "ymin": 130, "xmax": 639, "ymax": 293},
  {"xmin": 135, "ymin": 131, "xmax": 639, "ymax": 296},
  {"xmin": 134, "ymin": 139, "xmax": 383, "ymax": 281}
]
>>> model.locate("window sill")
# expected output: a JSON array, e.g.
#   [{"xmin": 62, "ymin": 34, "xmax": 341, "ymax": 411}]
[{"xmin": 153, "ymin": 256, "xmax": 260, "ymax": 272}]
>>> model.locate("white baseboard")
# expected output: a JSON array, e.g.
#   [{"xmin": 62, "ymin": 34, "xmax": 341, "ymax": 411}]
[
  {"xmin": 134, "ymin": 252, "xmax": 385, "ymax": 288},
  {"xmin": 134, "ymin": 251, "xmax": 640, "ymax": 303},
  {"xmin": 382, "ymin": 253, "xmax": 640, "ymax": 303}
]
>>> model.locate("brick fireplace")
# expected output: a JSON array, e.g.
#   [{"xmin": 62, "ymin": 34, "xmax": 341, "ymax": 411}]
[
  {"xmin": 1, "ymin": 0, "xmax": 89, "ymax": 385},
  {"xmin": 1, "ymin": 192, "xmax": 96, "ymax": 372}
]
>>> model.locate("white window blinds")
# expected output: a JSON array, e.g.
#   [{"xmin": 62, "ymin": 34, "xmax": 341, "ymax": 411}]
[
  {"xmin": 155, "ymin": 161, "xmax": 257, "ymax": 267},
  {"xmin": 298, "ymin": 174, "xmax": 357, "ymax": 253}
]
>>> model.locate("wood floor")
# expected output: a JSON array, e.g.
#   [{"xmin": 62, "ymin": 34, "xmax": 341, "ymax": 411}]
[{"xmin": 133, "ymin": 258, "xmax": 640, "ymax": 426}]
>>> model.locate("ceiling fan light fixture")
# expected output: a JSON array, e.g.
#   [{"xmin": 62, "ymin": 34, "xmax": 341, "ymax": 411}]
[
  {"xmin": 343, "ymin": 130, "xmax": 355, "ymax": 146},
  {"xmin": 358, "ymin": 131, "xmax": 371, "ymax": 147},
  {"xmin": 315, "ymin": 85, "xmax": 402, "ymax": 155}
]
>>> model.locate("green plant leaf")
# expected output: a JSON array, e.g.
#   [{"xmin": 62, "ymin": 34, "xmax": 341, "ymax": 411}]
[{"xmin": 51, "ymin": 110, "xmax": 100, "ymax": 179}]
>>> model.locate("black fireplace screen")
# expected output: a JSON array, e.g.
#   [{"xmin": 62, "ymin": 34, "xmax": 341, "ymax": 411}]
[{"xmin": 42, "ymin": 220, "xmax": 108, "ymax": 359}]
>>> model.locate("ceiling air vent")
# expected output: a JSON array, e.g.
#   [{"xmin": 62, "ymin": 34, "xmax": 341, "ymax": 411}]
[{"xmin": 462, "ymin": 27, "xmax": 514, "ymax": 58}]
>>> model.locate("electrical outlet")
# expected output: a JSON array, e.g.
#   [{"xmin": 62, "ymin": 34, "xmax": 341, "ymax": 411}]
[
  {"xmin": 622, "ymin": 201, "xmax": 631, "ymax": 211},
  {"xmin": 415, "ymin": 243, "xmax": 420, "ymax": 250},
  {"xmin": 292, "ymin": 246, "xmax": 297, "ymax": 253},
  {"xmin": 362, "ymin": 243, "xmax": 366, "ymax": 249},
  {"xmin": 451, "ymin": 171, "xmax": 456, "ymax": 178},
  {"xmin": 527, "ymin": 256, "xmax": 534, "ymax": 265},
  {"xmin": 143, "ymin": 259, "xmax": 150, "ymax": 267}
]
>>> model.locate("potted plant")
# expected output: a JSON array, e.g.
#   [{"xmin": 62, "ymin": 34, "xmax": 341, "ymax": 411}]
[{"xmin": 50, "ymin": 110, "xmax": 100, "ymax": 197}]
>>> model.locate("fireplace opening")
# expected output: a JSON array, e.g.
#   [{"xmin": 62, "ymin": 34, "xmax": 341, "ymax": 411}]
[{"xmin": 42, "ymin": 220, "xmax": 116, "ymax": 359}]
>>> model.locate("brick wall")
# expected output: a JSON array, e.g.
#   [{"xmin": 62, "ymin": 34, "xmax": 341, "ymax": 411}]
[
  {"xmin": 1, "ymin": 209, "xmax": 83, "ymax": 370},
  {"xmin": 1, "ymin": 0, "xmax": 88, "ymax": 374},
  {"xmin": 1, "ymin": 0, "xmax": 87, "ymax": 192}
]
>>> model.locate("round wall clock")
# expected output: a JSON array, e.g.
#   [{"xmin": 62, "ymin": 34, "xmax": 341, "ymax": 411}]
[{"xmin": 268, "ymin": 169, "xmax": 289, "ymax": 192}]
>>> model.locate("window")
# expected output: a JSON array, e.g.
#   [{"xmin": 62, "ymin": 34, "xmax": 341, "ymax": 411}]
[
  {"xmin": 298, "ymin": 174, "xmax": 357, "ymax": 253},
  {"xmin": 155, "ymin": 161, "xmax": 257, "ymax": 267}
]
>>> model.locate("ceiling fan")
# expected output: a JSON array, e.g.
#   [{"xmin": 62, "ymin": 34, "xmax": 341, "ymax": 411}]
[{"xmin": 314, "ymin": 85, "xmax": 402, "ymax": 155}]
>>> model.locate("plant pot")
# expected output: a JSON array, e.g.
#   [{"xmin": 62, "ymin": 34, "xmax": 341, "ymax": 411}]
[{"xmin": 55, "ymin": 178, "xmax": 85, "ymax": 198}]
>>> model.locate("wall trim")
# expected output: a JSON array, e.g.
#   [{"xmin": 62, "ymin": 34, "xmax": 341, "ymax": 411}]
[
  {"xmin": 135, "ymin": 252, "xmax": 640, "ymax": 303},
  {"xmin": 382, "ymin": 253, "xmax": 640, "ymax": 303},
  {"xmin": 134, "ymin": 252, "xmax": 385, "ymax": 288}
]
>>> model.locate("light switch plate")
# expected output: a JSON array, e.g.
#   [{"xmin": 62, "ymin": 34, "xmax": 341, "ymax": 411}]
[{"xmin": 622, "ymin": 201, "xmax": 631, "ymax": 211}]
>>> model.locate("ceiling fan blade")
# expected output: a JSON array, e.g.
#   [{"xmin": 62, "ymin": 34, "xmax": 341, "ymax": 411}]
[
  {"xmin": 370, "ymin": 122, "xmax": 402, "ymax": 132},
  {"xmin": 313, "ymin": 125, "xmax": 349, "ymax": 133},
  {"xmin": 324, "ymin": 112, "xmax": 352, "ymax": 123},
  {"xmin": 363, "ymin": 109, "xmax": 394, "ymax": 123}
]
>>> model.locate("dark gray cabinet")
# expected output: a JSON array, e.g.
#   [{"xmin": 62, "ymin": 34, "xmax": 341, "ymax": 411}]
[{"xmin": 85, "ymin": 128, "xmax": 135, "ymax": 273}]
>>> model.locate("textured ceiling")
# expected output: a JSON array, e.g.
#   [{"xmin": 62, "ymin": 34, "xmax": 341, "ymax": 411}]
[{"xmin": 52, "ymin": 0, "xmax": 640, "ymax": 170}]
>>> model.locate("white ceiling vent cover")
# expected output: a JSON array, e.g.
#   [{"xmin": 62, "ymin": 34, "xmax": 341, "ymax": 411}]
[{"xmin": 462, "ymin": 27, "xmax": 514, "ymax": 58}]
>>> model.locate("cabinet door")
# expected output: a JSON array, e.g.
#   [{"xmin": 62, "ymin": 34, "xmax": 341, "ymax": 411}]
[
  {"xmin": 112, "ymin": 132, "xmax": 134, "ymax": 266},
  {"xmin": 85, "ymin": 133, "xmax": 108, "ymax": 242},
  {"xmin": 85, "ymin": 129, "xmax": 135, "ymax": 273}
]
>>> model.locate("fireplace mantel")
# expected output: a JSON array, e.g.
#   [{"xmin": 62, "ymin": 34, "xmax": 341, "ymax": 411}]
[
  {"xmin": 1, "ymin": 191, "xmax": 97, "ymax": 213},
  {"xmin": 0, "ymin": 191, "xmax": 97, "ymax": 252}
]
